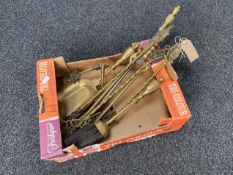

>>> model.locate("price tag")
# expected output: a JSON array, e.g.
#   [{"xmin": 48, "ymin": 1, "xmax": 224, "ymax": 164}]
[{"xmin": 180, "ymin": 39, "xmax": 199, "ymax": 62}]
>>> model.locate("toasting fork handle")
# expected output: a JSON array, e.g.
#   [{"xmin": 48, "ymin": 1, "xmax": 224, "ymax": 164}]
[{"xmin": 159, "ymin": 5, "xmax": 181, "ymax": 31}]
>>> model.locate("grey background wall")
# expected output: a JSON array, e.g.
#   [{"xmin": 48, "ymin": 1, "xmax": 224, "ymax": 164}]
[{"xmin": 0, "ymin": 0, "xmax": 232, "ymax": 174}]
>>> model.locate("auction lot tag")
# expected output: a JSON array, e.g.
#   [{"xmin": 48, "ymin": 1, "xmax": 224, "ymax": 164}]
[{"xmin": 180, "ymin": 39, "xmax": 199, "ymax": 62}]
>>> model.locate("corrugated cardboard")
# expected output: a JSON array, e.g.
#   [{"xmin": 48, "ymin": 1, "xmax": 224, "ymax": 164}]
[{"xmin": 36, "ymin": 41, "xmax": 191, "ymax": 162}]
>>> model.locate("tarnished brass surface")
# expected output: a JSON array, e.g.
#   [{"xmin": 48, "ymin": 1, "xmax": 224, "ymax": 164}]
[
  {"xmin": 106, "ymin": 79, "xmax": 163, "ymax": 126},
  {"xmin": 106, "ymin": 43, "xmax": 140, "ymax": 75},
  {"xmin": 95, "ymin": 63, "xmax": 151, "ymax": 122},
  {"xmin": 58, "ymin": 79, "xmax": 97, "ymax": 118},
  {"xmin": 106, "ymin": 43, "xmax": 182, "ymax": 126},
  {"xmin": 95, "ymin": 120, "xmax": 109, "ymax": 138},
  {"xmin": 142, "ymin": 79, "xmax": 161, "ymax": 95},
  {"xmin": 159, "ymin": 5, "xmax": 181, "ymax": 31},
  {"xmin": 60, "ymin": 6, "xmax": 182, "ymax": 136},
  {"xmin": 76, "ymin": 27, "xmax": 172, "ymax": 127}
]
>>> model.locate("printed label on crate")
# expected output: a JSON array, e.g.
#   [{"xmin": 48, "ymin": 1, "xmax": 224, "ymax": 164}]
[
  {"xmin": 39, "ymin": 117, "xmax": 64, "ymax": 159},
  {"xmin": 151, "ymin": 61, "xmax": 191, "ymax": 119},
  {"xmin": 36, "ymin": 59, "xmax": 58, "ymax": 114},
  {"xmin": 160, "ymin": 81, "xmax": 191, "ymax": 118}
]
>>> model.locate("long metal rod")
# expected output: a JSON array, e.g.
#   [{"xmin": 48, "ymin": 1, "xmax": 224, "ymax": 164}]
[
  {"xmin": 74, "ymin": 6, "xmax": 180, "ymax": 125},
  {"xmin": 106, "ymin": 79, "xmax": 161, "ymax": 126},
  {"xmin": 96, "ymin": 63, "xmax": 150, "ymax": 121},
  {"xmin": 78, "ymin": 61, "xmax": 135, "ymax": 124},
  {"xmin": 106, "ymin": 43, "xmax": 183, "ymax": 126},
  {"xmin": 100, "ymin": 64, "xmax": 105, "ymax": 88},
  {"xmin": 77, "ymin": 28, "xmax": 171, "ymax": 124}
]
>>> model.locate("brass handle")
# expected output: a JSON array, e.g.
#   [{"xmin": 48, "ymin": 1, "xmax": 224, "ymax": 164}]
[
  {"xmin": 159, "ymin": 5, "xmax": 181, "ymax": 31},
  {"xmin": 106, "ymin": 43, "xmax": 140, "ymax": 75}
]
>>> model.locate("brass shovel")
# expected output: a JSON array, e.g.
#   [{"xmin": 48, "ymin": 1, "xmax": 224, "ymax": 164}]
[{"xmin": 58, "ymin": 79, "xmax": 97, "ymax": 118}]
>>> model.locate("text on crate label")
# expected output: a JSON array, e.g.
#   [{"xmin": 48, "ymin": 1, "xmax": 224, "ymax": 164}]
[
  {"xmin": 39, "ymin": 62, "xmax": 49, "ymax": 93},
  {"xmin": 46, "ymin": 123, "xmax": 57, "ymax": 153},
  {"xmin": 168, "ymin": 83, "xmax": 188, "ymax": 116}
]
